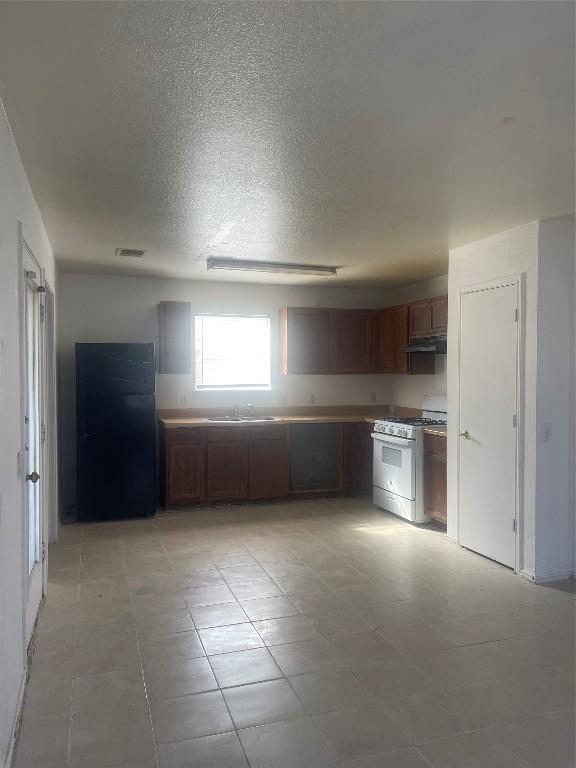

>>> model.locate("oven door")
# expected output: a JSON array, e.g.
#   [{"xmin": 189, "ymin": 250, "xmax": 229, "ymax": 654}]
[{"xmin": 372, "ymin": 432, "xmax": 416, "ymax": 500}]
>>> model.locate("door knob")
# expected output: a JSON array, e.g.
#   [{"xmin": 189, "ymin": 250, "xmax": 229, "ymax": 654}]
[
  {"xmin": 26, "ymin": 471, "xmax": 40, "ymax": 484},
  {"xmin": 459, "ymin": 430, "xmax": 471, "ymax": 440}
]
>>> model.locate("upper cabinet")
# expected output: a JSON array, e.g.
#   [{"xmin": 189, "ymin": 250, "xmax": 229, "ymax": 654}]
[
  {"xmin": 280, "ymin": 307, "xmax": 331, "ymax": 374},
  {"xmin": 280, "ymin": 307, "xmax": 372, "ymax": 375},
  {"xmin": 158, "ymin": 301, "xmax": 192, "ymax": 373},
  {"xmin": 331, "ymin": 309, "xmax": 373, "ymax": 373},
  {"xmin": 281, "ymin": 296, "xmax": 447, "ymax": 376},
  {"xmin": 408, "ymin": 295, "xmax": 448, "ymax": 338},
  {"xmin": 373, "ymin": 306, "xmax": 409, "ymax": 374},
  {"xmin": 430, "ymin": 296, "xmax": 448, "ymax": 334}
]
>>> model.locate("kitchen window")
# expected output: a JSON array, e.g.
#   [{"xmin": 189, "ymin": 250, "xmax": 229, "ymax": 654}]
[{"xmin": 194, "ymin": 314, "xmax": 271, "ymax": 390}]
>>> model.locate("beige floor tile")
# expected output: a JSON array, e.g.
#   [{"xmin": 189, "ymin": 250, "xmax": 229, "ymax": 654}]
[
  {"xmin": 350, "ymin": 655, "xmax": 434, "ymax": 701},
  {"xmin": 380, "ymin": 690, "xmax": 477, "ymax": 744},
  {"xmin": 419, "ymin": 729, "xmax": 525, "ymax": 767},
  {"xmin": 69, "ymin": 700, "xmax": 154, "ymax": 768},
  {"xmin": 158, "ymin": 731, "xmax": 248, "ymax": 768},
  {"xmin": 139, "ymin": 629, "xmax": 205, "ymax": 665},
  {"xmin": 209, "ymin": 647, "xmax": 283, "ymax": 688},
  {"xmin": 432, "ymin": 606, "xmax": 549, "ymax": 646},
  {"xmin": 150, "ymin": 690, "xmax": 233, "ymax": 743},
  {"xmin": 307, "ymin": 606, "xmax": 372, "ymax": 637},
  {"xmin": 240, "ymin": 595, "xmax": 300, "ymax": 621},
  {"xmin": 220, "ymin": 564, "xmax": 269, "ymax": 584},
  {"xmin": 190, "ymin": 601, "xmax": 248, "ymax": 629},
  {"xmin": 312, "ymin": 703, "xmax": 411, "ymax": 762},
  {"xmin": 492, "ymin": 709, "xmax": 576, "ymax": 768},
  {"xmin": 183, "ymin": 584, "xmax": 236, "ymax": 607},
  {"xmin": 330, "ymin": 630, "xmax": 399, "ymax": 664},
  {"xmin": 505, "ymin": 628, "xmax": 576, "ymax": 676},
  {"xmin": 73, "ymin": 631, "xmax": 140, "ymax": 678},
  {"xmin": 378, "ymin": 622, "xmax": 451, "ymax": 656},
  {"xmin": 411, "ymin": 640, "xmax": 520, "ymax": 690},
  {"xmin": 144, "ymin": 656, "xmax": 217, "ymax": 700},
  {"xmin": 223, "ymin": 678, "xmax": 305, "ymax": 728},
  {"xmin": 199, "ymin": 622, "xmax": 264, "ymax": 655},
  {"xmin": 19, "ymin": 501, "xmax": 569, "ymax": 768},
  {"xmin": 134, "ymin": 608, "xmax": 195, "ymax": 639},
  {"xmin": 289, "ymin": 669, "xmax": 376, "ymax": 714},
  {"xmin": 13, "ymin": 713, "xmax": 70, "ymax": 768},
  {"xmin": 340, "ymin": 746, "xmax": 434, "ymax": 768},
  {"xmin": 238, "ymin": 717, "xmax": 337, "ymax": 768},
  {"xmin": 229, "ymin": 578, "xmax": 284, "ymax": 600},
  {"xmin": 269, "ymin": 637, "xmax": 348, "ymax": 676},
  {"xmin": 253, "ymin": 615, "xmax": 322, "ymax": 646}
]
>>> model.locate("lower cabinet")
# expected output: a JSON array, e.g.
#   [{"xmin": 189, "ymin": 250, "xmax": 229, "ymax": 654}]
[
  {"xmin": 249, "ymin": 425, "xmax": 290, "ymax": 500},
  {"xmin": 166, "ymin": 442, "xmax": 205, "ymax": 503},
  {"xmin": 206, "ymin": 440, "xmax": 248, "ymax": 500},
  {"xmin": 163, "ymin": 421, "xmax": 372, "ymax": 507},
  {"xmin": 424, "ymin": 433, "xmax": 447, "ymax": 525}
]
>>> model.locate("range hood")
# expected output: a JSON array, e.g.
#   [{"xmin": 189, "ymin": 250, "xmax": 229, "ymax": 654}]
[{"xmin": 404, "ymin": 335, "xmax": 447, "ymax": 354}]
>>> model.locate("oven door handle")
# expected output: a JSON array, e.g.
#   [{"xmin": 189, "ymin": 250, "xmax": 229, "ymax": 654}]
[{"xmin": 371, "ymin": 432, "xmax": 415, "ymax": 447}]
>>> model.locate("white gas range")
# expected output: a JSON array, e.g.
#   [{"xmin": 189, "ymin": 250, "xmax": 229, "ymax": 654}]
[{"xmin": 372, "ymin": 395, "xmax": 447, "ymax": 524}]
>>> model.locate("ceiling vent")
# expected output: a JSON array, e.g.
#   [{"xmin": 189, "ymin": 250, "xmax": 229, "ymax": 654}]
[{"xmin": 115, "ymin": 247, "xmax": 146, "ymax": 257}]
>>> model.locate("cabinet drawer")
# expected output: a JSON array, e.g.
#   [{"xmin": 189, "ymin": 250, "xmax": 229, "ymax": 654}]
[
  {"xmin": 207, "ymin": 427, "xmax": 248, "ymax": 442},
  {"xmin": 424, "ymin": 433, "xmax": 446, "ymax": 459},
  {"xmin": 249, "ymin": 424, "xmax": 287, "ymax": 441},
  {"xmin": 165, "ymin": 428, "xmax": 208, "ymax": 445}
]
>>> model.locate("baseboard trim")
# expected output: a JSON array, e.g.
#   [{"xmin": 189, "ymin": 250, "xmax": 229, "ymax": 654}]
[
  {"xmin": 3, "ymin": 669, "xmax": 26, "ymax": 768},
  {"xmin": 520, "ymin": 568, "xmax": 574, "ymax": 584}
]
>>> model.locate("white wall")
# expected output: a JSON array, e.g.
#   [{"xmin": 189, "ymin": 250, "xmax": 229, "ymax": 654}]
[
  {"xmin": 447, "ymin": 220, "xmax": 575, "ymax": 581},
  {"xmin": 0, "ymin": 104, "xmax": 56, "ymax": 767},
  {"xmin": 534, "ymin": 219, "xmax": 575, "ymax": 579},
  {"xmin": 57, "ymin": 271, "xmax": 447, "ymax": 517}
]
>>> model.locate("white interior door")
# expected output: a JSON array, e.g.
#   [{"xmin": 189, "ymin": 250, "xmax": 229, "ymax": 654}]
[
  {"xmin": 458, "ymin": 280, "xmax": 519, "ymax": 568},
  {"xmin": 22, "ymin": 243, "xmax": 45, "ymax": 643}
]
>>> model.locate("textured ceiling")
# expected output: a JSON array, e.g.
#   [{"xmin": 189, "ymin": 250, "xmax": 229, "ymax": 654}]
[{"xmin": 0, "ymin": 1, "xmax": 573, "ymax": 286}]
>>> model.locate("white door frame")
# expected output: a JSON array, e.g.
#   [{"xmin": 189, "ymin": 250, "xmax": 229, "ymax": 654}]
[
  {"xmin": 18, "ymin": 223, "xmax": 49, "ymax": 646},
  {"xmin": 43, "ymin": 282, "xmax": 58, "ymax": 549},
  {"xmin": 456, "ymin": 273, "xmax": 525, "ymax": 574}
]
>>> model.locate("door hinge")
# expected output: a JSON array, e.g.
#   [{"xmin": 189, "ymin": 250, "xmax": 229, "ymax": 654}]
[
  {"xmin": 42, "ymin": 543, "xmax": 47, "ymax": 563},
  {"xmin": 512, "ymin": 414, "xmax": 517, "ymax": 428},
  {"xmin": 40, "ymin": 303, "xmax": 45, "ymax": 323},
  {"xmin": 514, "ymin": 308, "xmax": 519, "ymax": 322},
  {"xmin": 512, "ymin": 519, "xmax": 516, "ymax": 533},
  {"xmin": 41, "ymin": 424, "xmax": 47, "ymax": 445}
]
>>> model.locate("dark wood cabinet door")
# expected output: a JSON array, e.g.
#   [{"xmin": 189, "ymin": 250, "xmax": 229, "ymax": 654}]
[
  {"xmin": 206, "ymin": 441, "xmax": 248, "ymax": 500},
  {"xmin": 284, "ymin": 308, "xmax": 331, "ymax": 374},
  {"xmin": 331, "ymin": 310, "xmax": 373, "ymax": 373},
  {"xmin": 374, "ymin": 306, "xmax": 408, "ymax": 373},
  {"xmin": 409, "ymin": 301, "xmax": 431, "ymax": 337},
  {"xmin": 430, "ymin": 296, "xmax": 448, "ymax": 334},
  {"xmin": 167, "ymin": 443, "xmax": 205, "ymax": 504},
  {"xmin": 249, "ymin": 426, "xmax": 289, "ymax": 500},
  {"xmin": 424, "ymin": 434, "xmax": 447, "ymax": 524}
]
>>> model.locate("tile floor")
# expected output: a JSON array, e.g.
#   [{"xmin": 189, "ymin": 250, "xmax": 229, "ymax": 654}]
[{"xmin": 14, "ymin": 497, "xmax": 575, "ymax": 768}]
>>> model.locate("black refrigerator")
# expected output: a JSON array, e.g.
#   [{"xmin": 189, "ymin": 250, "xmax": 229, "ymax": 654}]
[{"xmin": 76, "ymin": 343, "xmax": 156, "ymax": 521}]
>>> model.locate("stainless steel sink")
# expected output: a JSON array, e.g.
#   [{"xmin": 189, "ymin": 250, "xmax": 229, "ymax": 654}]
[
  {"xmin": 203, "ymin": 416, "xmax": 244, "ymax": 422},
  {"xmin": 203, "ymin": 415, "xmax": 277, "ymax": 423},
  {"xmin": 239, "ymin": 416, "xmax": 276, "ymax": 422}
]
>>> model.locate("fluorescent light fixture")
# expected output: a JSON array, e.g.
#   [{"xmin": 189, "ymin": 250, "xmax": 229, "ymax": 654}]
[{"xmin": 207, "ymin": 257, "xmax": 337, "ymax": 277}]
